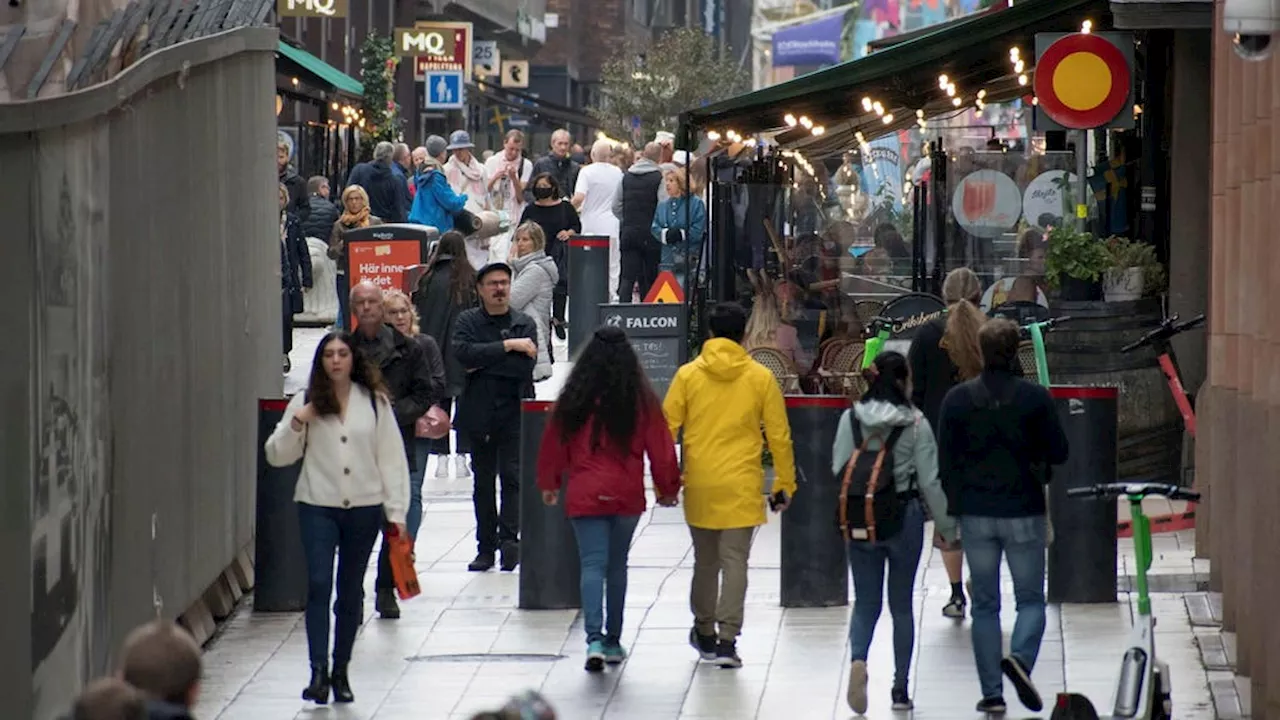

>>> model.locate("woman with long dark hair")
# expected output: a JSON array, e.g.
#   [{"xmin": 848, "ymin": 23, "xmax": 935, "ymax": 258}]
[
  {"xmin": 414, "ymin": 230, "xmax": 477, "ymax": 479},
  {"xmin": 519, "ymin": 172, "xmax": 580, "ymax": 340},
  {"xmin": 908, "ymin": 267, "xmax": 985, "ymax": 620},
  {"xmin": 536, "ymin": 326, "xmax": 680, "ymax": 672},
  {"xmin": 833, "ymin": 351, "xmax": 954, "ymax": 715},
  {"xmin": 264, "ymin": 332, "xmax": 408, "ymax": 705}
]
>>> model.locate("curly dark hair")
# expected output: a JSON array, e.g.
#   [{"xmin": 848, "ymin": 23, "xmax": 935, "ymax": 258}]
[
  {"xmin": 551, "ymin": 325, "xmax": 659, "ymax": 451},
  {"xmin": 306, "ymin": 332, "xmax": 389, "ymax": 416}
]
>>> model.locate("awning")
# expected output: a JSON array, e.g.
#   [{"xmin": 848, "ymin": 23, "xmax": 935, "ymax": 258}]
[
  {"xmin": 276, "ymin": 41, "xmax": 363, "ymax": 98},
  {"xmin": 467, "ymin": 82, "xmax": 598, "ymax": 131},
  {"xmin": 683, "ymin": 0, "xmax": 1112, "ymax": 152}
]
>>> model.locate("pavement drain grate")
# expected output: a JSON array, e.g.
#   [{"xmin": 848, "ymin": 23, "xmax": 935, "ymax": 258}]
[
  {"xmin": 1117, "ymin": 573, "xmax": 1207, "ymax": 593},
  {"xmin": 408, "ymin": 653, "xmax": 565, "ymax": 663}
]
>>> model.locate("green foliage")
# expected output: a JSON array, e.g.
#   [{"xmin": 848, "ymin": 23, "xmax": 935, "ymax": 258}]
[
  {"xmin": 1044, "ymin": 226, "xmax": 1109, "ymax": 288},
  {"xmin": 1103, "ymin": 235, "xmax": 1167, "ymax": 295},
  {"xmin": 593, "ymin": 27, "xmax": 750, "ymax": 143},
  {"xmin": 360, "ymin": 34, "xmax": 402, "ymax": 157}
]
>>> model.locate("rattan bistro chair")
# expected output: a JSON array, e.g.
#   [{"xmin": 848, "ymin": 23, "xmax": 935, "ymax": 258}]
[{"xmin": 748, "ymin": 346, "xmax": 802, "ymax": 394}]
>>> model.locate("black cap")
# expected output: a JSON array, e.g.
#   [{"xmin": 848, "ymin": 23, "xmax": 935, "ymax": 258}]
[{"xmin": 476, "ymin": 261, "xmax": 513, "ymax": 283}]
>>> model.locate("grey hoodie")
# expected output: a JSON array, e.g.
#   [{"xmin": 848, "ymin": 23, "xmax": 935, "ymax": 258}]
[
  {"xmin": 612, "ymin": 157, "xmax": 664, "ymax": 217},
  {"xmin": 831, "ymin": 400, "xmax": 956, "ymax": 541}
]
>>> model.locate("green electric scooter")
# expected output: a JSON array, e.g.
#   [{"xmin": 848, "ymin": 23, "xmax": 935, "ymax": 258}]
[
  {"xmin": 1020, "ymin": 315, "xmax": 1072, "ymax": 386},
  {"xmin": 1051, "ymin": 482, "xmax": 1201, "ymax": 720},
  {"xmin": 860, "ymin": 315, "xmax": 902, "ymax": 370}
]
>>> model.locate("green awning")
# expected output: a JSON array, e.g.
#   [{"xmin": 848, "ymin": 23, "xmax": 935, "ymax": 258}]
[
  {"xmin": 683, "ymin": 0, "xmax": 1112, "ymax": 149},
  {"xmin": 276, "ymin": 41, "xmax": 363, "ymax": 97}
]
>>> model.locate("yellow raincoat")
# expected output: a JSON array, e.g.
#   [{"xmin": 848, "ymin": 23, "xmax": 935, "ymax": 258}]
[{"xmin": 663, "ymin": 338, "xmax": 797, "ymax": 530}]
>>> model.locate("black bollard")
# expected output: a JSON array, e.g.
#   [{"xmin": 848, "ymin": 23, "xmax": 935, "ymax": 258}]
[
  {"xmin": 518, "ymin": 400, "xmax": 581, "ymax": 609},
  {"xmin": 567, "ymin": 236, "xmax": 610, "ymax": 357},
  {"xmin": 1047, "ymin": 386, "xmax": 1120, "ymax": 604},
  {"xmin": 254, "ymin": 398, "xmax": 309, "ymax": 612},
  {"xmin": 780, "ymin": 396, "xmax": 851, "ymax": 608}
]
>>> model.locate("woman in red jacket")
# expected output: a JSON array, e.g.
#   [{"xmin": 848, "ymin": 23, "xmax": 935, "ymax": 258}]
[{"xmin": 537, "ymin": 325, "xmax": 681, "ymax": 672}]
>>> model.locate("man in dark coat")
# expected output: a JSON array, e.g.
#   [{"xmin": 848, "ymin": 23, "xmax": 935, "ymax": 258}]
[
  {"xmin": 302, "ymin": 176, "xmax": 340, "ymax": 240},
  {"xmin": 452, "ymin": 262, "xmax": 537, "ymax": 572},
  {"xmin": 613, "ymin": 141, "xmax": 665, "ymax": 301},
  {"xmin": 278, "ymin": 140, "xmax": 310, "ymax": 223},
  {"xmin": 526, "ymin": 128, "xmax": 580, "ymax": 203},
  {"xmin": 347, "ymin": 141, "xmax": 409, "ymax": 223},
  {"xmin": 349, "ymin": 280, "xmax": 434, "ymax": 619}
]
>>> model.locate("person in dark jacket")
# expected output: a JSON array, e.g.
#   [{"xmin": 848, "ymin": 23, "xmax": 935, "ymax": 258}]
[
  {"xmin": 409, "ymin": 135, "xmax": 468, "ymax": 232},
  {"xmin": 117, "ymin": 620, "xmax": 202, "ymax": 720},
  {"xmin": 69, "ymin": 678, "xmax": 148, "ymax": 720},
  {"xmin": 347, "ymin": 141, "xmax": 409, "ymax": 223},
  {"xmin": 613, "ymin": 141, "xmax": 664, "ymax": 301},
  {"xmin": 302, "ymin": 176, "xmax": 340, "ymax": 240},
  {"xmin": 526, "ymin": 128, "xmax": 580, "ymax": 203},
  {"xmin": 453, "ymin": 261, "xmax": 537, "ymax": 573},
  {"xmin": 278, "ymin": 139, "xmax": 310, "ymax": 223},
  {"xmin": 414, "ymin": 230, "xmax": 477, "ymax": 479},
  {"xmin": 937, "ymin": 318, "xmax": 1069, "ymax": 716},
  {"xmin": 349, "ymin": 280, "xmax": 435, "ymax": 620},
  {"xmin": 281, "ymin": 182, "xmax": 313, "ymax": 372}
]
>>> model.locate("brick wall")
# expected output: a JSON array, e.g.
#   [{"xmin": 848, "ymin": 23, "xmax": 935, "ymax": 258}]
[{"xmin": 534, "ymin": 0, "xmax": 651, "ymax": 85}]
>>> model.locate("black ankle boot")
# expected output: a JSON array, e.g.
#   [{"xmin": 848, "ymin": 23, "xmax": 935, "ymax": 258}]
[
  {"xmin": 301, "ymin": 665, "xmax": 330, "ymax": 704},
  {"xmin": 331, "ymin": 666, "xmax": 354, "ymax": 703}
]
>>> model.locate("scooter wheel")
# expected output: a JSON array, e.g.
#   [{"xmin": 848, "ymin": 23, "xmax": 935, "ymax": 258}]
[{"xmin": 1153, "ymin": 669, "xmax": 1173, "ymax": 720}]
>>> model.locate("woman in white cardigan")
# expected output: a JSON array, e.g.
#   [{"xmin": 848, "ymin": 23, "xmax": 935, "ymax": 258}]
[{"xmin": 265, "ymin": 332, "xmax": 409, "ymax": 706}]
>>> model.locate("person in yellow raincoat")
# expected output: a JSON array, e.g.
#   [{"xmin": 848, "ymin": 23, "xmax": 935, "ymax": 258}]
[{"xmin": 663, "ymin": 301, "xmax": 797, "ymax": 669}]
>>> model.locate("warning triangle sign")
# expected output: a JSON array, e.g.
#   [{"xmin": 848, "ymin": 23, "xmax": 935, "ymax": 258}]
[{"xmin": 644, "ymin": 271, "xmax": 685, "ymax": 304}]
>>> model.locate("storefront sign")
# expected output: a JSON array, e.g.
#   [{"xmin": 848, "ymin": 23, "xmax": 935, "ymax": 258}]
[
  {"xmin": 1022, "ymin": 170, "xmax": 1077, "ymax": 229},
  {"xmin": 346, "ymin": 240, "xmax": 420, "ymax": 329},
  {"xmin": 473, "ymin": 40, "xmax": 499, "ymax": 76},
  {"xmin": 276, "ymin": 0, "xmax": 346, "ymax": 17},
  {"xmin": 397, "ymin": 22, "xmax": 473, "ymax": 80},
  {"xmin": 951, "ymin": 169, "xmax": 1021, "ymax": 239},
  {"xmin": 879, "ymin": 292, "xmax": 946, "ymax": 357},
  {"xmin": 599, "ymin": 303, "xmax": 688, "ymax": 399},
  {"xmin": 771, "ymin": 13, "xmax": 843, "ymax": 67}
]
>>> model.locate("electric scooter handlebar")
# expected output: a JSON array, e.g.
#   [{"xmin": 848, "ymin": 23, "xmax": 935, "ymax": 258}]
[
  {"xmin": 1067, "ymin": 482, "xmax": 1201, "ymax": 503},
  {"xmin": 1018, "ymin": 315, "xmax": 1072, "ymax": 339},
  {"xmin": 1120, "ymin": 313, "xmax": 1206, "ymax": 354},
  {"xmin": 865, "ymin": 315, "xmax": 904, "ymax": 334}
]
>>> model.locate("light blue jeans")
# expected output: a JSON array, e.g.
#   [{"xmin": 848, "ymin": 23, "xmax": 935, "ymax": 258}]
[
  {"xmin": 846, "ymin": 499, "xmax": 925, "ymax": 689},
  {"xmin": 569, "ymin": 514, "xmax": 641, "ymax": 645},
  {"xmin": 961, "ymin": 514, "xmax": 1048, "ymax": 700}
]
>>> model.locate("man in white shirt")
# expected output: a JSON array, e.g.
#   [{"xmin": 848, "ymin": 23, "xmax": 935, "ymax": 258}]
[
  {"xmin": 573, "ymin": 140, "xmax": 624, "ymax": 301},
  {"xmin": 484, "ymin": 129, "xmax": 533, "ymax": 262}
]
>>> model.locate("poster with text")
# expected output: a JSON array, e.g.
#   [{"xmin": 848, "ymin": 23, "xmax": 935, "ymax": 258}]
[{"xmin": 347, "ymin": 239, "xmax": 421, "ymax": 330}]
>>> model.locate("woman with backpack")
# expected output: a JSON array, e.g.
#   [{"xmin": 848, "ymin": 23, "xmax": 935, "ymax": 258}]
[{"xmin": 833, "ymin": 351, "xmax": 956, "ymax": 715}]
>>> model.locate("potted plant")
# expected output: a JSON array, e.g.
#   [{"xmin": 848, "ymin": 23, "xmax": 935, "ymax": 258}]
[
  {"xmin": 1044, "ymin": 225, "xmax": 1110, "ymax": 301},
  {"xmin": 1099, "ymin": 236, "xmax": 1157, "ymax": 301}
]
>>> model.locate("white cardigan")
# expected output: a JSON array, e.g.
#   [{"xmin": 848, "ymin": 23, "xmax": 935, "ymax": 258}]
[{"xmin": 264, "ymin": 385, "xmax": 409, "ymax": 525}]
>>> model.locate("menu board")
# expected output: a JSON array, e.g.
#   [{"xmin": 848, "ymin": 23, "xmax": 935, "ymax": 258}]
[{"xmin": 598, "ymin": 303, "xmax": 688, "ymax": 399}]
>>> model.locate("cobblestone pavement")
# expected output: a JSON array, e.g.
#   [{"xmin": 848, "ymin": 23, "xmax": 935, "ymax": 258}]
[{"xmin": 221, "ymin": 327, "xmax": 1225, "ymax": 720}]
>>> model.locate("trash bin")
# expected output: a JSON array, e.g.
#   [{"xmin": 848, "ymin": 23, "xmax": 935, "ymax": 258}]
[
  {"xmin": 518, "ymin": 400, "xmax": 581, "ymax": 609},
  {"xmin": 254, "ymin": 398, "xmax": 309, "ymax": 612},
  {"xmin": 567, "ymin": 236, "xmax": 610, "ymax": 357},
  {"xmin": 780, "ymin": 396, "xmax": 850, "ymax": 608},
  {"xmin": 1047, "ymin": 385, "xmax": 1119, "ymax": 604}
]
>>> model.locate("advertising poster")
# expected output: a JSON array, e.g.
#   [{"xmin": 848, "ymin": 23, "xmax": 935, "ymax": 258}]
[{"xmin": 347, "ymin": 240, "xmax": 421, "ymax": 329}]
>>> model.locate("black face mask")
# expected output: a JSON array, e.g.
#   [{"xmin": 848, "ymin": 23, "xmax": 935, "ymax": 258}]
[{"xmin": 533, "ymin": 186, "xmax": 555, "ymax": 200}]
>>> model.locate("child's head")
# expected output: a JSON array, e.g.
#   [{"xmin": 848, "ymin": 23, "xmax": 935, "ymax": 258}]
[{"xmin": 117, "ymin": 620, "xmax": 202, "ymax": 708}]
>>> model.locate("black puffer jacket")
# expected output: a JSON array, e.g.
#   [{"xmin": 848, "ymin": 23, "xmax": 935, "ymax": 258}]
[
  {"xmin": 302, "ymin": 194, "xmax": 340, "ymax": 240},
  {"xmin": 618, "ymin": 161, "xmax": 664, "ymax": 254},
  {"xmin": 413, "ymin": 254, "xmax": 476, "ymax": 397},
  {"xmin": 349, "ymin": 323, "xmax": 434, "ymax": 455}
]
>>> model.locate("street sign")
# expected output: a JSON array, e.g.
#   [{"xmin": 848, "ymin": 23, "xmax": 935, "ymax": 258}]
[
  {"xmin": 424, "ymin": 70, "xmax": 464, "ymax": 110},
  {"xmin": 398, "ymin": 21, "xmax": 473, "ymax": 80},
  {"xmin": 598, "ymin": 303, "xmax": 688, "ymax": 399},
  {"xmin": 501, "ymin": 60, "xmax": 529, "ymax": 89},
  {"xmin": 644, "ymin": 270, "xmax": 685, "ymax": 303},
  {"xmin": 473, "ymin": 40, "xmax": 499, "ymax": 77},
  {"xmin": 276, "ymin": 0, "xmax": 346, "ymax": 18}
]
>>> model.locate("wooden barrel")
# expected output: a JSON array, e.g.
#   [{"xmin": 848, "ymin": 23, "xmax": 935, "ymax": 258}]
[{"xmin": 1044, "ymin": 299, "xmax": 1184, "ymax": 483}]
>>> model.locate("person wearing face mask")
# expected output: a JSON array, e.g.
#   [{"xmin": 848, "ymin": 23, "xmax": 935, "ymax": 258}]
[{"xmin": 518, "ymin": 173, "xmax": 580, "ymax": 342}]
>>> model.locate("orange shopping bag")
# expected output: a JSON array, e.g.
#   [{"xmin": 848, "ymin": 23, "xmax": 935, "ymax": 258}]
[{"xmin": 383, "ymin": 525, "xmax": 421, "ymax": 600}]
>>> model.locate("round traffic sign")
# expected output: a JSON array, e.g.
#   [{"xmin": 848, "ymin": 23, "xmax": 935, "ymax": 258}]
[{"xmin": 1034, "ymin": 34, "xmax": 1130, "ymax": 129}]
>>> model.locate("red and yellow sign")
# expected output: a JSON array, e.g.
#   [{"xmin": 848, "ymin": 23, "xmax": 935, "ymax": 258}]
[
  {"xmin": 1033, "ymin": 33, "xmax": 1130, "ymax": 130},
  {"xmin": 644, "ymin": 271, "xmax": 686, "ymax": 304},
  {"xmin": 347, "ymin": 240, "xmax": 421, "ymax": 330},
  {"xmin": 399, "ymin": 21, "xmax": 473, "ymax": 80}
]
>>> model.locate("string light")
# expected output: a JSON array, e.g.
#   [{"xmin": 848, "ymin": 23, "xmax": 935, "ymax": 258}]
[
  {"xmin": 1018, "ymin": 74, "xmax": 1029, "ymax": 86},
  {"xmin": 861, "ymin": 97, "xmax": 873, "ymax": 112},
  {"xmin": 811, "ymin": 125, "xmax": 826, "ymax": 136},
  {"xmin": 938, "ymin": 74, "xmax": 949, "ymax": 88},
  {"xmin": 799, "ymin": 115, "xmax": 813, "ymax": 129},
  {"xmin": 707, "ymin": 130, "xmax": 721, "ymax": 141},
  {"xmin": 952, "ymin": 97, "xmax": 962, "ymax": 107},
  {"xmin": 1081, "ymin": 19, "xmax": 1093, "ymax": 34},
  {"xmin": 784, "ymin": 113, "xmax": 797, "ymax": 127}
]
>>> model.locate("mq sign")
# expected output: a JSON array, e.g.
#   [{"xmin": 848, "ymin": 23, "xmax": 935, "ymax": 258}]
[
  {"xmin": 396, "ymin": 22, "xmax": 473, "ymax": 80},
  {"xmin": 277, "ymin": 0, "xmax": 346, "ymax": 17}
]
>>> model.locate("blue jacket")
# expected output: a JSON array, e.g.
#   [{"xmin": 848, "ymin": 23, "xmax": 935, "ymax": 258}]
[
  {"xmin": 409, "ymin": 167, "xmax": 468, "ymax": 232},
  {"xmin": 652, "ymin": 194, "xmax": 707, "ymax": 251}
]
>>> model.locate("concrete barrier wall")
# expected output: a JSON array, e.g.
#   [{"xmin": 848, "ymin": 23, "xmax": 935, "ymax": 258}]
[{"xmin": 0, "ymin": 26, "xmax": 280, "ymax": 720}]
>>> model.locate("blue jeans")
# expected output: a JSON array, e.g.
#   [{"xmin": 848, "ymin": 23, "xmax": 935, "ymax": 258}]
[
  {"xmin": 407, "ymin": 438, "xmax": 431, "ymax": 540},
  {"xmin": 569, "ymin": 514, "xmax": 641, "ymax": 644},
  {"xmin": 961, "ymin": 514, "xmax": 1048, "ymax": 700},
  {"xmin": 846, "ymin": 499, "xmax": 925, "ymax": 688},
  {"xmin": 335, "ymin": 272, "xmax": 348, "ymax": 330},
  {"xmin": 297, "ymin": 502, "xmax": 383, "ymax": 668}
]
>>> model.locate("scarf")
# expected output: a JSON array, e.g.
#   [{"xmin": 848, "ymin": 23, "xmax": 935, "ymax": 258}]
[
  {"xmin": 446, "ymin": 156, "xmax": 489, "ymax": 211},
  {"xmin": 340, "ymin": 204, "xmax": 370, "ymax": 228}
]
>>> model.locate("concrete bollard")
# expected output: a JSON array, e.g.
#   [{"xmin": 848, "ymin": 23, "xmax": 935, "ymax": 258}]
[
  {"xmin": 780, "ymin": 396, "xmax": 851, "ymax": 608},
  {"xmin": 518, "ymin": 400, "xmax": 581, "ymax": 610},
  {"xmin": 253, "ymin": 398, "xmax": 309, "ymax": 612},
  {"xmin": 567, "ymin": 236, "xmax": 610, "ymax": 358}
]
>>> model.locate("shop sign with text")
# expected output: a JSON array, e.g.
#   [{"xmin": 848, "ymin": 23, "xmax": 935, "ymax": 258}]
[
  {"xmin": 394, "ymin": 22, "xmax": 473, "ymax": 80},
  {"xmin": 276, "ymin": 0, "xmax": 347, "ymax": 17}
]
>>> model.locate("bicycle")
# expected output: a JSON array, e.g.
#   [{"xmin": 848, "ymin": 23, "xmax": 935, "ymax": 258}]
[{"xmin": 1049, "ymin": 482, "xmax": 1202, "ymax": 720}]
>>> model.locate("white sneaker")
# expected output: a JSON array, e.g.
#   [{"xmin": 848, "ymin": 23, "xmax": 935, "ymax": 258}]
[
  {"xmin": 454, "ymin": 454, "xmax": 472, "ymax": 478},
  {"xmin": 434, "ymin": 455, "xmax": 450, "ymax": 479}
]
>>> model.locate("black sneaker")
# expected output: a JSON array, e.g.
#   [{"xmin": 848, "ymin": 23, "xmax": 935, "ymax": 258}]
[
  {"xmin": 553, "ymin": 320, "xmax": 567, "ymax": 340},
  {"xmin": 499, "ymin": 541, "xmax": 520, "ymax": 572},
  {"xmin": 1001, "ymin": 656, "xmax": 1043, "ymax": 711},
  {"xmin": 467, "ymin": 553, "xmax": 495, "ymax": 572},
  {"xmin": 688, "ymin": 627, "xmax": 716, "ymax": 661},
  {"xmin": 375, "ymin": 589, "xmax": 400, "ymax": 619},
  {"xmin": 942, "ymin": 594, "xmax": 967, "ymax": 619},
  {"xmin": 714, "ymin": 639, "xmax": 742, "ymax": 669},
  {"xmin": 975, "ymin": 696, "xmax": 1007, "ymax": 714},
  {"xmin": 890, "ymin": 686, "xmax": 912, "ymax": 711}
]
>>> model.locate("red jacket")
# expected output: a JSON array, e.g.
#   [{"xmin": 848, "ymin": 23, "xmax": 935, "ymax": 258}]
[{"xmin": 536, "ymin": 402, "xmax": 681, "ymax": 518}]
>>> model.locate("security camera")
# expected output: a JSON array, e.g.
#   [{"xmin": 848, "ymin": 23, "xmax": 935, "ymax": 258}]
[{"xmin": 1224, "ymin": 0, "xmax": 1280, "ymax": 62}]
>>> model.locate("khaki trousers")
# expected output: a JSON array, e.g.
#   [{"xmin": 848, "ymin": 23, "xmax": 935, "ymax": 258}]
[{"xmin": 689, "ymin": 526, "xmax": 756, "ymax": 642}]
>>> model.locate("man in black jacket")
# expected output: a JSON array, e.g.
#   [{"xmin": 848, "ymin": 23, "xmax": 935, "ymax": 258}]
[
  {"xmin": 453, "ymin": 262, "xmax": 537, "ymax": 572},
  {"xmin": 349, "ymin": 280, "xmax": 434, "ymax": 618},
  {"xmin": 278, "ymin": 140, "xmax": 310, "ymax": 223},
  {"xmin": 302, "ymin": 176, "xmax": 340, "ymax": 241},
  {"xmin": 347, "ymin": 141, "xmax": 409, "ymax": 223},
  {"xmin": 613, "ymin": 141, "xmax": 664, "ymax": 301},
  {"xmin": 937, "ymin": 318, "xmax": 1069, "ymax": 716},
  {"xmin": 526, "ymin": 128, "xmax": 580, "ymax": 203}
]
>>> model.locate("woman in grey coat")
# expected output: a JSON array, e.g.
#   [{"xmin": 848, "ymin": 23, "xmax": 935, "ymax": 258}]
[{"xmin": 509, "ymin": 221, "xmax": 559, "ymax": 381}]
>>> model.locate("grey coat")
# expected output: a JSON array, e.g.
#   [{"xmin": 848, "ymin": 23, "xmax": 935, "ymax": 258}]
[{"xmin": 510, "ymin": 250, "xmax": 559, "ymax": 380}]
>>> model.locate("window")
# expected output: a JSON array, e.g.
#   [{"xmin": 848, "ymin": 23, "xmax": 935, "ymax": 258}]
[{"xmin": 633, "ymin": 0, "xmax": 649, "ymax": 24}]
